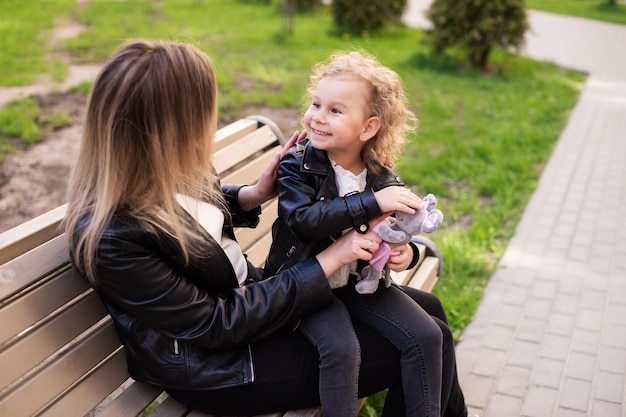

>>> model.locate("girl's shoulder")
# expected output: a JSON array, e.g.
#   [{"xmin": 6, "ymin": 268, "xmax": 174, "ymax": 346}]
[{"xmin": 368, "ymin": 162, "xmax": 405, "ymax": 188}]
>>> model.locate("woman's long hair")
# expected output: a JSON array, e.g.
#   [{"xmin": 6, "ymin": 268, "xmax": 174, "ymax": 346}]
[{"xmin": 64, "ymin": 40, "xmax": 222, "ymax": 281}]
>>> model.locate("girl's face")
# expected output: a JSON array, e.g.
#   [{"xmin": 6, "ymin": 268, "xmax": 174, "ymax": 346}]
[{"xmin": 303, "ymin": 75, "xmax": 379, "ymax": 165}]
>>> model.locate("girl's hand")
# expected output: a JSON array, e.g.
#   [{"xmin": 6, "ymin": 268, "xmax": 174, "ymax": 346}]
[
  {"xmin": 238, "ymin": 130, "xmax": 306, "ymax": 210},
  {"xmin": 374, "ymin": 187, "xmax": 423, "ymax": 215},
  {"xmin": 387, "ymin": 243, "xmax": 413, "ymax": 272}
]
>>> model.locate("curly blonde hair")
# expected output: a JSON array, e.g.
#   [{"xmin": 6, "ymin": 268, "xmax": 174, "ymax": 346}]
[{"xmin": 305, "ymin": 50, "xmax": 418, "ymax": 173}]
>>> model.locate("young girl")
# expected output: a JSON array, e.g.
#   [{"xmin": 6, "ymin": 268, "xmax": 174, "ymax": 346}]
[{"xmin": 265, "ymin": 51, "xmax": 466, "ymax": 417}]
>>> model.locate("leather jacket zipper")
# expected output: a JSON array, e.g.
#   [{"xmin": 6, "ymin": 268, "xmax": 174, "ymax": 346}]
[
  {"xmin": 173, "ymin": 339, "xmax": 180, "ymax": 355},
  {"xmin": 276, "ymin": 245, "xmax": 298, "ymax": 274},
  {"xmin": 248, "ymin": 345, "xmax": 255, "ymax": 382}
]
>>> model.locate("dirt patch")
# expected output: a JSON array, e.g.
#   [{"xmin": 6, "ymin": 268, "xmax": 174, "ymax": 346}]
[
  {"xmin": 0, "ymin": 90, "xmax": 300, "ymax": 233},
  {"xmin": 0, "ymin": 91, "xmax": 85, "ymax": 232}
]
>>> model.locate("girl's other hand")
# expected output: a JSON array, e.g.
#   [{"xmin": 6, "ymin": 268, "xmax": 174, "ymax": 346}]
[
  {"xmin": 387, "ymin": 243, "xmax": 412, "ymax": 272},
  {"xmin": 374, "ymin": 187, "xmax": 423, "ymax": 214}
]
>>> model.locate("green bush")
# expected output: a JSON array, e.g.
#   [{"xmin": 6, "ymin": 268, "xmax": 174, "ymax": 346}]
[
  {"xmin": 425, "ymin": 0, "xmax": 528, "ymax": 71},
  {"xmin": 331, "ymin": 0, "xmax": 407, "ymax": 35}
]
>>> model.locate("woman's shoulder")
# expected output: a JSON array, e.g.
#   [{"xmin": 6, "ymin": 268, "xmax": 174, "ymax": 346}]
[{"xmin": 77, "ymin": 210, "xmax": 160, "ymax": 246}]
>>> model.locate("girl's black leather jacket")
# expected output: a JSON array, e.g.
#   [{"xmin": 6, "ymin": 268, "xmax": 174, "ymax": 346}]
[
  {"xmin": 264, "ymin": 139, "xmax": 418, "ymax": 279},
  {"xmin": 70, "ymin": 184, "xmax": 334, "ymax": 391}
]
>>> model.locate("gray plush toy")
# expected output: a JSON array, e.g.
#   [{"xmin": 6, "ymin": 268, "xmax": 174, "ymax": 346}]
[{"xmin": 356, "ymin": 193, "xmax": 444, "ymax": 294}]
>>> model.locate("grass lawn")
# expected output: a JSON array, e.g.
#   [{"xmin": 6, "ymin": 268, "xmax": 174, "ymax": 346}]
[
  {"xmin": 0, "ymin": 1, "xmax": 587, "ymax": 415},
  {"xmin": 527, "ymin": 0, "xmax": 626, "ymax": 25}
]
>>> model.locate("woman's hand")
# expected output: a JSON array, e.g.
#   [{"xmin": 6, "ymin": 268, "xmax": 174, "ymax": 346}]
[
  {"xmin": 315, "ymin": 217, "xmax": 386, "ymax": 279},
  {"xmin": 237, "ymin": 130, "xmax": 307, "ymax": 211},
  {"xmin": 387, "ymin": 243, "xmax": 413, "ymax": 272},
  {"xmin": 374, "ymin": 187, "xmax": 423, "ymax": 215}
]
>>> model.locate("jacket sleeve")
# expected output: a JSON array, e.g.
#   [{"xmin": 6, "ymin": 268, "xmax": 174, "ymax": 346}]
[
  {"xmin": 92, "ymin": 230, "xmax": 334, "ymax": 349},
  {"xmin": 277, "ymin": 150, "xmax": 382, "ymax": 241},
  {"xmin": 221, "ymin": 184, "xmax": 261, "ymax": 228}
]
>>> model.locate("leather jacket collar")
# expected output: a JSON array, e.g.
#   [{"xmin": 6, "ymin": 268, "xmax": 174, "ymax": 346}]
[{"xmin": 295, "ymin": 138, "xmax": 404, "ymax": 189}]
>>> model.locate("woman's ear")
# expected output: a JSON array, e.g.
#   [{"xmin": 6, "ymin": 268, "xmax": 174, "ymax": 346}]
[{"xmin": 360, "ymin": 116, "xmax": 381, "ymax": 142}]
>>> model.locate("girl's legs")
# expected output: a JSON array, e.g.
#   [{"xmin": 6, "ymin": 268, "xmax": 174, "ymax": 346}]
[
  {"xmin": 336, "ymin": 282, "xmax": 443, "ymax": 417},
  {"xmin": 401, "ymin": 287, "xmax": 468, "ymax": 417},
  {"xmin": 297, "ymin": 297, "xmax": 360, "ymax": 417},
  {"xmin": 166, "ymin": 322, "xmax": 403, "ymax": 415}
]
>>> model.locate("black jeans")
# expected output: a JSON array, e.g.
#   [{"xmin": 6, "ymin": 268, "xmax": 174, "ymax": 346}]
[
  {"xmin": 400, "ymin": 286, "xmax": 468, "ymax": 417},
  {"xmin": 297, "ymin": 296, "xmax": 360, "ymax": 417},
  {"xmin": 335, "ymin": 283, "xmax": 442, "ymax": 417}
]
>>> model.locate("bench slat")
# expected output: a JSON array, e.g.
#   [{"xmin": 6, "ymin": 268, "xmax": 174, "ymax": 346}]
[
  {"xmin": 0, "ymin": 268, "xmax": 87, "ymax": 345},
  {"xmin": 80, "ymin": 379, "xmax": 162, "ymax": 417},
  {"xmin": 0, "ymin": 290, "xmax": 106, "ymax": 391},
  {"xmin": 0, "ymin": 233, "xmax": 70, "ymax": 301},
  {"xmin": 406, "ymin": 256, "xmax": 439, "ymax": 293},
  {"xmin": 214, "ymin": 125, "xmax": 278, "ymax": 176},
  {"xmin": 0, "ymin": 204, "xmax": 65, "ymax": 265},
  {"xmin": 36, "ymin": 349, "xmax": 138, "ymax": 417},
  {"xmin": 0, "ymin": 319, "xmax": 120, "ymax": 416},
  {"xmin": 214, "ymin": 119, "xmax": 258, "ymax": 151}
]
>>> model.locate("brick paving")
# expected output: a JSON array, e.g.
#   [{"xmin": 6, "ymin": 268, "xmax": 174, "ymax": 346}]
[
  {"xmin": 405, "ymin": 2, "xmax": 626, "ymax": 416},
  {"xmin": 456, "ymin": 78, "xmax": 626, "ymax": 417}
]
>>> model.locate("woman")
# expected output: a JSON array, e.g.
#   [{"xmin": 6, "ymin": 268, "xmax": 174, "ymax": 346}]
[{"xmin": 64, "ymin": 39, "xmax": 467, "ymax": 416}]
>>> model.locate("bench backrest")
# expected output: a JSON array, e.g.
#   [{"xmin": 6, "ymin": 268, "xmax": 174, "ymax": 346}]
[{"xmin": 0, "ymin": 116, "xmax": 287, "ymax": 417}]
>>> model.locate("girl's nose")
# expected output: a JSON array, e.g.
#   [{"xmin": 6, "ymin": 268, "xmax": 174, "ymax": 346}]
[{"xmin": 313, "ymin": 112, "xmax": 325, "ymax": 124}]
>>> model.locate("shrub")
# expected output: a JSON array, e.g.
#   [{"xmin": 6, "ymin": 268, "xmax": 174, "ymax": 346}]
[
  {"xmin": 425, "ymin": 0, "xmax": 528, "ymax": 71},
  {"xmin": 331, "ymin": 0, "xmax": 407, "ymax": 35}
]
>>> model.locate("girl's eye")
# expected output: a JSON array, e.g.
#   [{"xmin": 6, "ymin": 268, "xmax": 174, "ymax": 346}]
[
  {"xmin": 312, "ymin": 102, "xmax": 320, "ymax": 109},
  {"xmin": 331, "ymin": 108, "xmax": 342, "ymax": 114}
]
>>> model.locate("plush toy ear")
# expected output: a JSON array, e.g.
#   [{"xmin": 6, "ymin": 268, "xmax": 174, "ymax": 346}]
[
  {"xmin": 422, "ymin": 209, "xmax": 444, "ymax": 233},
  {"xmin": 359, "ymin": 116, "xmax": 381, "ymax": 142}
]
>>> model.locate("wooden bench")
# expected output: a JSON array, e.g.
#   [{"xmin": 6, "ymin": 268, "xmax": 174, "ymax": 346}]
[{"xmin": 0, "ymin": 115, "xmax": 442, "ymax": 417}]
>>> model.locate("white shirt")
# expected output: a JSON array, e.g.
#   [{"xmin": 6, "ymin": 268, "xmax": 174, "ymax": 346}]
[
  {"xmin": 176, "ymin": 194, "xmax": 249, "ymax": 286},
  {"xmin": 328, "ymin": 159, "xmax": 367, "ymax": 287}
]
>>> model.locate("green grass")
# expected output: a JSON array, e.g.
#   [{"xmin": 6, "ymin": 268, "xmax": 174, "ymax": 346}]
[
  {"xmin": 0, "ymin": 1, "xmax": 586, "ymax": 415},
  {"xmin": 527, "ymin": 0, "xmax": 626, "ymax": 25},
  {"xmin": 0, "ymin": 0, "xmax": 75, "ymax": 86},
  {"xmin": 0, "ymin": 97, "xmax": 72, "ymax": 164}
]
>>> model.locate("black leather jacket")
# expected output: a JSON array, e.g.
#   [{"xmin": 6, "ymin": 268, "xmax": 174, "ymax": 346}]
[
  {"xmin": 264, "ymin": 139, "xmax": 418, "ymax": 278},
  {"xmin": 71, "ymin": 185, "xmax": 334, "ymax": 391}
]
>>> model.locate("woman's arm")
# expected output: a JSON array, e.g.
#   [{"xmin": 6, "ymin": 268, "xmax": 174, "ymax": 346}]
[
  {"xmin": 91, "ymin": 216, "xmax": 383, "ymax": 350},
  {"xmin": 93, "ymin": 232, "xmax": 334, "ymax": 349}
]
